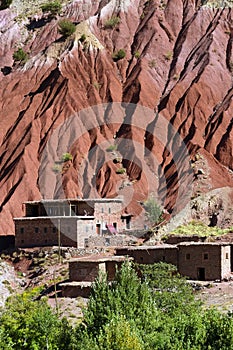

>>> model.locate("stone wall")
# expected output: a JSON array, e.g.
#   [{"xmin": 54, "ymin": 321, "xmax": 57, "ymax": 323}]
[
  {"xmin": 116, "ymin": 246, "xmax": 178, "ymax": 265},
  {"xmin": 15, "ymin": 217, "xmax": 96, "ymax": 248},
  {"xmin": 178, "ymin": 243, "xmax": 230, "ymax": 280}
]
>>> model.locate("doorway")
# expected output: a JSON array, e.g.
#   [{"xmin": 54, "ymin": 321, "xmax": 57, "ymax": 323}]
[{"xmin": 197, "ymin": 267, "xmax": 205, "ymax": 281}]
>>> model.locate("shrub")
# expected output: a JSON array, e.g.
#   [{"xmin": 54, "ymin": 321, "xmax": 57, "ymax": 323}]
[
  {"xmin": 112, "ymin": 49, "xmax": 126, "ymax": 61},
  {"xmin": 13, "ymin": 48, "xmax": 28, "ymax": 63},
  {"xmin": 52, "ymin": 164, "xmax": 61, "ymax": 173},
  {"xmin": 143, "ymin": 196, "xmax": 163, "ymax": 224},
  {"xmin": 106, "ymin": 144, "xmax": 117, "ymax": 152},
  {"xmin": 164, "ymin": 50, "xmax": 173, "ymax": 61},
  {"xmin": 58, "ymin": 19, "xmax": 76, "ymax": 37},
  {"xmin": 134, "ymin": 51, "xmax": 140, "ymax": 59},
  {"xmin": 104, "ymin": 16, "xmax": 121, "ymax": 29},
  {"xmin": 41, "ymin": 1, "xmax": 62, "ymax": 16},
  {"xmin": 79, "ymin": 34, "xmax": 86, "ymax": 42},
  {"xmin": 116, "ymin": 168, "xmax": 126, "ymax": 174},
  {"xmin": 61, "ymin": 153, "xmax": 73, "ymax": 162},
  {"xmin": 148, "ymin": 59, "xmax": 156, "ymax": 68}
]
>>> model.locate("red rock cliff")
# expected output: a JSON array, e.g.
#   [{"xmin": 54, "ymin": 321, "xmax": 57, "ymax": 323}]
[{"xmin": 0, "ymin": 0, "xmax": 233, "ymax": 235}]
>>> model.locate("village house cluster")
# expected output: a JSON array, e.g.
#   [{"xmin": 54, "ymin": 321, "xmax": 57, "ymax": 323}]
[
  {"xmin": 14, "ymin": 198, "xmax": 132, "ymax": 248},
  {"xmin": 12, "ymin": 199, "xmax": 233, "ymax": 288}
]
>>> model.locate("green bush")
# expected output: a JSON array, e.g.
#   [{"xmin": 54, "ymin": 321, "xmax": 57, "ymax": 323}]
[
  {"xmin": 134, "ymin": 51, "xmax": 140, "ymax": 59},
  {"xmin": 116, "ymin": 167, "xmax": 126, "ymax": 174},
  {"xmin": 61, "ymin": 153, "xmax": 73, "ymax": 162},
  {"xmin": 106, "ymin": 144, "xmax": 117, "ymax": 152},
  {"xmin": 104, "ymin": 16, "xmax": 120, "ymax": 29},
  {"xmin": 112, "ymin": 49, "xmax": 126, "ymax": 61},
  {"xmin": 79, "ymin": 34, "xmax": 86, "ymax": 42},
  {"xmin": 0, "ymin": 0, "xmax": 12, "ymax": 10},
  {"xmin": 13, "ymin": 48, "xmax": 28, "ymax": 63},
  {"xmin": 143, "ymin": 196, "xmax": 163, "ymax": 224},
  {"xmin": 58, "ymin": 19, "xmax": 76, "ymax": 37},
  {"xmin": 41, "ymin": 1, "xmax": 62, "ymax": 16}
]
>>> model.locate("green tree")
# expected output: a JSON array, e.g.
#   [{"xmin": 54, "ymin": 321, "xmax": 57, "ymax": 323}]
[
  {"xmin": 58, "ymin": 20, "xmax": 76, "ymax": 37},
  {"xmin": 143, "ymin": 196, "xmax": 163, "ymax": 224},
  {"xmin": 0, "ymin": 292, "xmax": 75, "ymax": 350}
]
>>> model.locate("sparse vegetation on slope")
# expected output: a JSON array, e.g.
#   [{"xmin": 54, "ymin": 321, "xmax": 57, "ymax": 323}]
[
  {"xmin": 170, "ymin": 221, "xmax": 233, "ymax": 238},
  {"xmin": 58, "ymin": 19, "xmax": 76, "ymax": 37}
]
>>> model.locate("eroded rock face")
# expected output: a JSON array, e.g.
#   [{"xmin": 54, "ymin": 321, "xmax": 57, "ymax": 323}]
[{"xmin": 0, "ymin": 0, "xmax": 233, "ymax": 235}]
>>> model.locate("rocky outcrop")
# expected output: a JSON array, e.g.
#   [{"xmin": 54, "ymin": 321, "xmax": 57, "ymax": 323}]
[{"xmin": 0, "ymin": 0, "xmax": 233, "ymax": 235}]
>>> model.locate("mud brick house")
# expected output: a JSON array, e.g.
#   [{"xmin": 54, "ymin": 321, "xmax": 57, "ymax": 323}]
[
  {"xmin": 61, "ymin": 255, "xmax": 132, "ymax": 297},
  {"xmin": 116, "ymin": 245, "xmax": 178, "ymax": 265},
  {"xmin": 116, "ymin": 242, "xmax": 232, "ymax": 281},
  {"xmin": 14, "ymin": 198, "xmax": 131, "ymax": 248},
  {"xmin": 178, "ymin": 242, "xmax": 231, "ymax": 281}
]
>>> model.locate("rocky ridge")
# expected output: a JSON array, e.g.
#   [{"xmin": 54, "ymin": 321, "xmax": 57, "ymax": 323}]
[{"xmin": 0, "ymin": 0, "xmax": 233, "ymax": 235}]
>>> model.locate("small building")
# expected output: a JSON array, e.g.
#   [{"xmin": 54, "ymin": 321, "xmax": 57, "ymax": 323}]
[
  {"xmin": 178, "ymin": 242, "xmax": 231, "ymax": 281},
  {"xmin": 115, "ymin": 242, "xmax": 232, "ymax": 281},
  {"xmin": 60, "ymin": 255, "xmax": 132, "ymax": 297},
  {"xmin": 14, "ymin": 198, "xmax": 132, "ymax": 248},
  {"xmin": 115, "ymin": 244, "xmax": 178, "ymax": 265}
]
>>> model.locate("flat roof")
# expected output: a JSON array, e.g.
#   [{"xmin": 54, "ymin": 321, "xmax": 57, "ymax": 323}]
[
  {"xmin": 177, "ymin": 242, "xmax": 230, "ymax": 247},
  {"xmin": 115, "ymin": 244, "xmax": 177, "ymax": 251},
  {"xmin": 14, "ymin": 216, "xmax": 95, "ymax": 220},
  {"xmin": 24, "ymin": 197, "xmax": 123, "ymax": 205},
  {"xmin": 69, "ymin": 255, "xmax": 133, "ymax": 263}
]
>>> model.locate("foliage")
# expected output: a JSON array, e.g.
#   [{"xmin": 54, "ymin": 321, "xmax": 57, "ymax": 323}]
[
  {"xmin": 13, "ymin": 48, "xmax": 28, "ymax": 63},
  {"xmin": 116, "ymin": 167, "xmax": 126, "ymax": 174},
  {"xmin": 58, "ymin": 19, "xmax": 76, "ymax": 37},
  {"xmin": 134, "ymin": 51, "xmax": 140, "ymax": 59},
  {"xmin": 104, "ymin": 16, "xmax": 121, "ymax": 29},
  {"xmin": 170, "ymin": 221, "xmax": 233, "ymax": 238},
  {"xmin": 0, "ymin": 0, "xmax": 12, "ymax": 10},
  {"xmin": 164, "ymin": 51, "xmax": 173, "ymax": 60},
  {"xmin": 79, "ymin": 34, "xmax": 86, "ymax": 42},
  {"xmin": 0, "ymin": 291, "xmax": 76, "ymax": 349},
  {"xmin": 98, "ymin": 315, "xmax": 143, "ymax": 350},
  {"xmin": 52, "ymin": 164, "xmax": 61, "ymax": 173},
  {"xmin": 143, "ymin": 196, "xmax": 163, "ymax": 224},
  {"xmin": 148, "ymin": 59, "xmax": 156, "ymax": 68},
  {"xmin": 41, "ymin": 1, "xmax": 62, "ymax": 16},
  {"xmin": 2, "ymin": 263, "xmax": 233, "ymax": 349},
  {"xmin": 112, "ymin": 49, "xmax": 126, "ymax": 61},
  {"xmin": 61, "ymin": 152, "xmax": 73, "ymax": 162},
  {"xmin": 106, "ymin": 144, "xmax": 117, "ymax": 152}
]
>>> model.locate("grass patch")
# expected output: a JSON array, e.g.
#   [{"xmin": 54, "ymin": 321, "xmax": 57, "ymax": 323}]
[
  {"xmin": 104, "ymin": 16, "xmax": 120, "ymax": 29},
  {"xmin": 106, "ymin": 144, "xmax": 117, "ymax": 152},
  {"xmin": 170, "ymin": 221, "xmax": 233, "ymax": 238}
]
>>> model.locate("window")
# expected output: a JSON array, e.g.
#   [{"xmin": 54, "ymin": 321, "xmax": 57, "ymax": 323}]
[
  {"xmin": 20, "ymin": 227, "xmax": 24, "ymax": 234},
  {"xmin": 226, "ymin": 253, "xmax": 229, "ymax": 259},
  {"xmin": 101, "ymin": 207, "xmax": 104, "ymax": 213},
  {"xmin": 162, "ymin": 256, "xmax": 166, "ymax": 261},
  {"xmin": 108, "ymin": 207, "xmax": 111, "ymax": 214},
  {"xmin": 203, "ymin": 253, "xmax": 209, "ymax": 260},
  {"xmin": 186, "ymin": 253, "xmax": 190, "ymax": 260},
  {"xmin": 44, "ymin": 227, "xmax": 47, "ymax": 234},
  {"xmin": 35, "ymin": 227, "xmax": 39, "ymax": 233},
  {"xmin": 52, "ymin": 227, "xmax": 57, "ymax": 233}
]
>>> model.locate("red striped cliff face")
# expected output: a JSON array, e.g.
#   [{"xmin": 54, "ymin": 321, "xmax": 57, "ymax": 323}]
[{"xmin": 0, "ymin": 0, "xmax": 233, "ymax": 235}]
